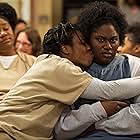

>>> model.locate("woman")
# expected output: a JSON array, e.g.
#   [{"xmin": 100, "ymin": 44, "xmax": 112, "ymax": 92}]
[
  {"xmin": 118, "ymin": 22, "xmax": 140, "ymax": 58},
  {"xmin": 14, "ymin": 18, "xmax": 27, "ymax": 35},
  {"xmin": 0, "ymin": 21, "xmax": 140, "ymax": 139},
  {"xmin": 0, "ymin": 3, "xmax": 36, "ymax": 97},
  {"xmin": 15, "ymin": 26, "xmax": 42, "ymax": 56},
  {"xmin": 55, "ymin": 1, "xmax": 140, "ymax": 140}
]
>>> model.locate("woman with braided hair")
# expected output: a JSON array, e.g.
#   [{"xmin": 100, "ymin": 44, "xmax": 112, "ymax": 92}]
[{"xmin": 0, "ymin": 22, "xmax": 140, "ymax": 139}]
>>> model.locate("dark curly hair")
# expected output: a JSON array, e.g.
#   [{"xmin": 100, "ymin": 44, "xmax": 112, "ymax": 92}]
[
  {"xmin": 43, "ymin": 23, "xmax": 79, "ymax": 56},
  {"xmin": 77, "ymin": 1, "xmax": 128, "ymax": 46},
  {"xmin": 0, "ymin": 2, "xmax": 17, "ymax": 31}
]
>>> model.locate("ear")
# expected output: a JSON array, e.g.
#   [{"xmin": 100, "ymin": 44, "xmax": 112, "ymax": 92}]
[{"xmin": 60, "ymin": 45, "xmax": 70, "ymax": 55}]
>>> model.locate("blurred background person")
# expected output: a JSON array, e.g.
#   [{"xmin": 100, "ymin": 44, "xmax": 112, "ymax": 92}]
[
  {"xmin": 118, "ymin": 22, "xmax": 140, "ymax": 58},
  {"xmin": 15, "ymin": 26, "xmax": 42, "ymax": 57},
  {"xmin": 120, "ymin": 0, "xmax": 140, "ymax": 25},
  {"xmin": 0, "ymin": 2, "xmax": 36, "ymax": 98},
  {"xmin": 14, "ymin": 18, "xmax": 27, "ymax": 35}
]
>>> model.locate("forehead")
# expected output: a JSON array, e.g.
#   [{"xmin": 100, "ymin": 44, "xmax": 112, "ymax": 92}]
[
  {"xmin": 0, "ymin": 18, "xmax": 9, "ymax": 26},
  {"xmin": 17, "ymin": 32, "xmax": 28, "ymax": 40},
  {"xmin": 93, "ymin": 24, "xmax": 118, "ymax": 36},
  {"xmin": 72, "ymin": 31, "xmax": 83, "ymax": 40}
]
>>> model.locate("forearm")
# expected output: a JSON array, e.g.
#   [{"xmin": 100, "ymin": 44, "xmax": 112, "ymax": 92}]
[
  {"xmin": 82, "ymin": 76, "xmax": 140, "ymax": 100},
  {"xmin": 54, "ymin": 101, "xmax": 107, "ymax": 140},
  {"xmin": 96, "ymin": 103, "xmax": 140, "ymax": 135}
]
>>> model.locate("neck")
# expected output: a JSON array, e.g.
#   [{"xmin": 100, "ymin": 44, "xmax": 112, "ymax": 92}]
[{"xmin": 0, "ymin": 47, "xmax": 16, "ymax": 56}]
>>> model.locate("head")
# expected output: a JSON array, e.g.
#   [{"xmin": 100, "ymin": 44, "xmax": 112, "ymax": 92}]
[
  {"xmin": 119, "ymin": 22, "xmax": 140, "ymax": 58},
  {"xmin": 77, "ymin": 1, "xmax": 128, "ymax": 65},
  {"xmin": 15, "ymin": 27, "xmax": 42, "ymax": 56},
  {"xmin": 0, "ymin": 3, "xmax": 17, "ymax": 55},
  {"xmin": 43, "ymin": 23, "xmax": 93, "ymax": 69},
  {"xmin": 14, "ymin": 18, "xmax": 27, "ymax": 35}
]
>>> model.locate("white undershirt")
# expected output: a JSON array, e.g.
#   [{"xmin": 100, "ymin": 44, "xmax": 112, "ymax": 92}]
[{"xmin": 0, "ymin": 55, "xmax": 17, "ymax": 69}]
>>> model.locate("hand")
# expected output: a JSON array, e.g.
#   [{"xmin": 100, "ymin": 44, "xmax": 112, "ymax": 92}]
[{"xmin": 101, "ymin": 100, "xmax": 129, "ymax": 117}]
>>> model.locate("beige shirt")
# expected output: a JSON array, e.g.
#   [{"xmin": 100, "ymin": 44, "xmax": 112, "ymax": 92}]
[
  {"xmin": 0, "ymin": 54, "xmax": 92, "ymax": 140},
  {"xmin": 0, "ymin": 52, "xmax": 35, "ymax": 95}
]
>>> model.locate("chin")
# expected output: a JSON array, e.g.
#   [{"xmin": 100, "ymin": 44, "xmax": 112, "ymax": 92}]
[
  {"xmin": 97, "ymin": 59, "xmax": 112, "ymax": 65},
  {"xmin": 103, "ymin": 59, "xmax": 112, "ymax": 65}
]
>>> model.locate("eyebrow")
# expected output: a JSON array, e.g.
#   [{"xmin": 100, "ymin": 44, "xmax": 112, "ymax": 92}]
[{"xmin": 95, "ymin": 34, "xmax": 119, "ymax": 39}]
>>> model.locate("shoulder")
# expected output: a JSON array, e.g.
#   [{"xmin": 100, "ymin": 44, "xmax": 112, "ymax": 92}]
[
  {"xmin": 124, "ymin": 54, "xmax": 140, "ymax": 63},
  {"xmin": 17, "ymin": 51, "xmax": 36, "ymax": 61},
  {"xmin": 17, "ymin": 51, "xmax": 36, "ymax": 68},
  {"xmin": 123, "ymin": 54, "xmax": 140, "ymax": 76},
  {"xmin": 38, "ymin": 54, "xmax": 84, "ymax": 72},
  {"xmin": 36, "ymin": 54, "xmax": 92, "ymax": 78}
]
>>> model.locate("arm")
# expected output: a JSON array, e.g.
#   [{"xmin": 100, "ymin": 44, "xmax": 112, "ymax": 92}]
[
  {"xmin": 54, "ymin": 102, "xmax": 106, "ymax": 140},
  {"xmin": 81, "ymin": 76, "xmax": 140, "ymax": 100},
  {"xmin": 54, "ymin": 101, "xmax": 128, "ymax": 140},
  {"xmin": 96, "ymin": 102, "xmax": 140, "ymax": 135}
]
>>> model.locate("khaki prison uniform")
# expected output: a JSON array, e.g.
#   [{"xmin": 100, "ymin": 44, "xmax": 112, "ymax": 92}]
[
  {"xmin": 0, "ymin": 54, "xmax": 92, "ymax": 140},
  {"xmin": 0, "ymin": 52, "xmax": 35, "ymax": 96}
]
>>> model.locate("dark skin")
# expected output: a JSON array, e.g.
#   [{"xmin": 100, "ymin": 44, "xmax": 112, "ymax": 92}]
[
  {"xmin": 78, "ymin": 24, "xmax": 127, "ymax": 137},
  {"xmin": 0, "ymin": 18, "xmax": 16, "ymax": 56},
  {"xmin": 60, "ymin": 31, "xmax": 128, "ymax": 118},
  {"xmin": 90, "ymin": 23, "xmax": 120, "ymax": 65},
  {"xmin": 54, "ymin": 28, "xmax": 129, "ymax": 139}
]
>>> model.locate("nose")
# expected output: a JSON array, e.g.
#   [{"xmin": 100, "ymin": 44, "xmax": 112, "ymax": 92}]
[
  {"xmin": 0, "ymin": 30, "xmax": 7, "ymax": 36},
  {"xmin": 16, "ymin": 43, "xmax": 23, "ymax": 51},
  {"xmin": 104, "ymin": 41, "xmax": 112, "ymax": 50}
]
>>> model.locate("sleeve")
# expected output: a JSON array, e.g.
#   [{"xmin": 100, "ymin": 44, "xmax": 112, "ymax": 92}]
[
  {"xmin": 94, "ymin": 55, "xmax": 140, "ymax": 135},
  {"xmin": 9, "ymin": 56, "xmax": 93, "ymax": 106},
  {"xmin": 127, "ymin": 54, "xmax": 140, "ymax": 77},
  {"xmin": 54, "ymin": 101, "xmax": 107, "ymax": 140},
  {"xmin": 95, "ymin": 102, "xmax": 140, "ymax": 135},
  {"xmin": 81, "ymin": 76, "xmax": 140, "ymax": 100}
]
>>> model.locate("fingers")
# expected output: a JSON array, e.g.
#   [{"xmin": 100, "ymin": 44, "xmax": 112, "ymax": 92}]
[
  {"xmin": 101, "ymin": 100, "xmax": 129, "ymax": 117},
  {"xmin": 116, "ymin": 101, "xmax": 129, "ymax": 108}
]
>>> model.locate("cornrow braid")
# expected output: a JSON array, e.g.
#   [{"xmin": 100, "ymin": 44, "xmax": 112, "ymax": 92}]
[{"xmin": 43, "ymin": 23, "xmax": 78, "ymax": 55}]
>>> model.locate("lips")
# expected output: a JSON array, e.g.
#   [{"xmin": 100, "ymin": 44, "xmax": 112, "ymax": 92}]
[
  {"xmin": 2, "ymin": 37, "xmax": 11, "ymax": 44},
  {"xmin": 103, "ymin": 53, "xmax": 113, "ymax": 57},
  {"xmin": 101, "ymin": 51, "xmax": 113, "ymax": 58}
]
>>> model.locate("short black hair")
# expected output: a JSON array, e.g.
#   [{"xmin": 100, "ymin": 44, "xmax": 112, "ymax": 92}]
[
  {"xmin": 0, "ymin": 2, "xmax": 17, "ymax": 31},
  {"xmin": 77, "ymin": 1, "xmax": 128, "ymax": 46},
  {"xmin": 128, "ymin": 22, "xmax": 140, "ymax": 44},
  {"xmin": 43, "ymin": 23, "xmax": 79, "ymax": 55}
]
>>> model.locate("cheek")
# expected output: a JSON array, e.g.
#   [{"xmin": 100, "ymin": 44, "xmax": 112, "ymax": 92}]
[
  {"xmin": 113, "ymin": 45, "xmax": 119, "ymax": 53},
  {"xmin": 27, "ymin": 46, "xmax": 33, "ymax": 53}
]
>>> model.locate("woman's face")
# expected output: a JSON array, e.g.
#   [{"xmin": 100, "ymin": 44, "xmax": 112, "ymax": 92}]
[
  {"xmin": 118, "ymin": 35, "xmax": 140, "ymax": 58},
  {"xmin": 90, "ymin": 23, "xmax": 120, "ymax": 65},
  {"xmin": 0, "ymin": 18, "xmax": 14, "ymax": 50},
  {"xmin": 119, "ymin": 35, "xmax": 134, "ymax": 54},
  {"xmin": 63, "ymin": 31, "xmax": 94, "ymax": 68},
  {"xmin": 15, "ymin": 32, "xmax": 33, "ymax": 55}
]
